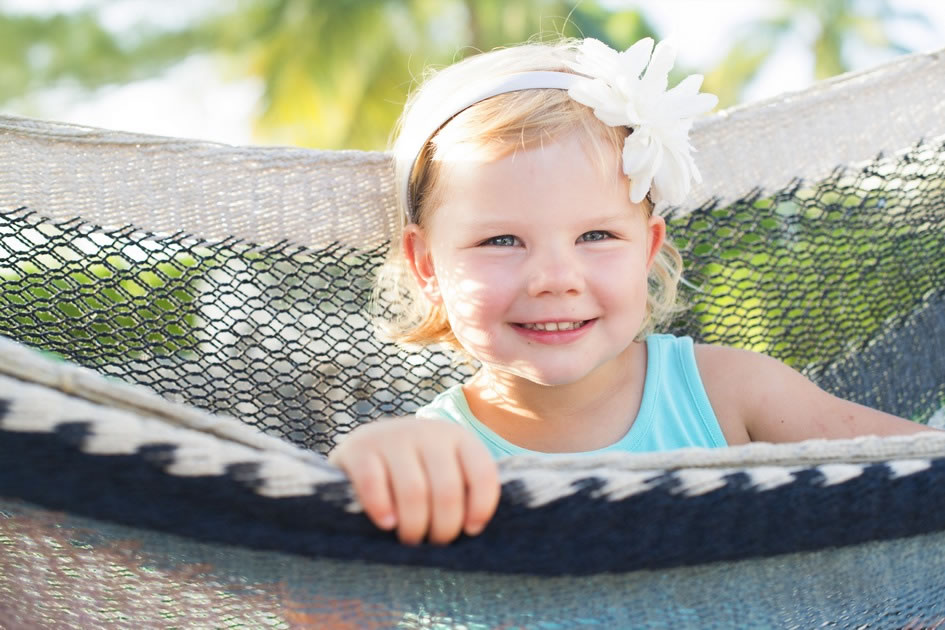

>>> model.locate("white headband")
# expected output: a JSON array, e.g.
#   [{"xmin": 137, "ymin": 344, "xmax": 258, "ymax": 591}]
[{"xmin": 402, "ymin": 38, "xmax": 718, "ymax": 222}]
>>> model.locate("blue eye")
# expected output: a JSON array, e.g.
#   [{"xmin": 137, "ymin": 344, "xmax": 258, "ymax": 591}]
[
  {"xmin": 482, "ymin": 235, "xmax": 519, "ymax": 247},
  {"xmin": 580, "ymin": 230, "xmax": 614, "ymax": 242}
]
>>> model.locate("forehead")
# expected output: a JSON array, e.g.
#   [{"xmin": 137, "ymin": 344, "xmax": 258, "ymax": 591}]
[{"xmin": 428, "ymin": 131, "xmax": 636, "ymax": 229}]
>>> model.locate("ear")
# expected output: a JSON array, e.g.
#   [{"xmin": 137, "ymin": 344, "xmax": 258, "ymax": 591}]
[
  {"xmin": 402, "ymin": 224, "xmax": 442, "ymax": 304},
  {"xmin": 645, "ymin": 214, "xmax": 667, "ymax": 271}
]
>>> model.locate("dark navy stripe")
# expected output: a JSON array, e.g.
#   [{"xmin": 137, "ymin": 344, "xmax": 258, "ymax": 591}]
[{"xmin": 3, "ymin": 424, "xmax": 945, "ymax": 575}]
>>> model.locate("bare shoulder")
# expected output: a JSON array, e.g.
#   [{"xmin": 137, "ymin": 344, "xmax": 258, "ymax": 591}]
[
  {"xmin": 689, "ymin": 344, "xmax": 756, "ymax": 445},
  {"xmin": 692, "ymin": 343, "xmax": 934, "ymax": 443},
  {"xmin": 693, "ymin": 343, "xmax": 787, "ymax": 400}
]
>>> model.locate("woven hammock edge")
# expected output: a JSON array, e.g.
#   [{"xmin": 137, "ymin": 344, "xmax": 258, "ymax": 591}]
[{"xmin": 0, "ymin": 47, "xmax": 942, "ymax": 250}]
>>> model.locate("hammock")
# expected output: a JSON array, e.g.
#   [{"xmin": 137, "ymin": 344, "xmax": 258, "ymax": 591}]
[{"xmin": 2, "ymin": 47, "xmax": 945, "ymax": 628}]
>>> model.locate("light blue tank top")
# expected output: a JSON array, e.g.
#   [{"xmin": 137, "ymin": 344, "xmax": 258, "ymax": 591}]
[{"xmin": 416, "ymin": 334, "xmax": 727, "ymax": 458}]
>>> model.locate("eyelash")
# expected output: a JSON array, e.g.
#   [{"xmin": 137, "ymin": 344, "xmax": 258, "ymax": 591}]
[
  {"xmin": 580, "ymin": 230, "xmax": 615, "ymax": 242},
  {"xmin": 481, "ymin": 235, "xmax": 520, "ymax": 247},
  {"xmin": 480, "ymin": 231, "xmax": 615, "ymax": 247}
]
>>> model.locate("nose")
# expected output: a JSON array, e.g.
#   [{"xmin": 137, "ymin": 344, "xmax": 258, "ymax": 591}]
[{"xmin": 525, "ymin": 245, "xmax": 586, "ymax": 297}]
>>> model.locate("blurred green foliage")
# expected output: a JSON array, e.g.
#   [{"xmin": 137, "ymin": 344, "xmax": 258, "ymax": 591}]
[
  {"xmin": 673, "ymin": 181, "xmax": 945, "ymax": 369},
  {"xmin": 0, "ymin": 218, "xmax": 205, "ymax": 364},
  {"xmin": 0, "ymin": 0, "xmax": 941, "ymax": 397},
  {"xmin": 699, "ymin": 0, "xmax": 923, "ymax": 107},
  {"xmin": 0, "ymin": 0, "xmax": 928, "ymax": 150}
]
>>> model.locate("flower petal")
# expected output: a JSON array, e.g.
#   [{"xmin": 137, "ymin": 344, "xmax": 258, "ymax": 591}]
[
  {"xmin": 617, "ymin": 38, "xmax": 654, "ymax": 79},
  {"xmin": 653, "ymin": 153, "xmax": 690, "ymax": 205},
  {"xmin": 664, "ymin": 75, "xmax": 718, "ymax": 118},
  {"xmin": 623, "ymin": 134, "xmax": 661, "ymax": 203},
  {"xmin": 569, "ymin": 80, "xmax": 630, "ymax": 126},
  {"xmin": 639, "ymin": 39, "xmax": 676, "ymax": 96},
  {"xmin": 566, "ymin": 38, "xmax": 622, "ymax": 79},
  {"xmin": 565, "ymin": 36, "xmax": 717, "ymax": 204}
]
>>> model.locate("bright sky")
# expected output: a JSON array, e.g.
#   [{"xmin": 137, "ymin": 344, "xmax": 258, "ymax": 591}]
[
  {"xmin": 3, "ymin": 0, "xmax": 945, "ymax": 146},
  {"xmin": 639, "ymin": 0, "xmax": 945, "ymax": 101}
]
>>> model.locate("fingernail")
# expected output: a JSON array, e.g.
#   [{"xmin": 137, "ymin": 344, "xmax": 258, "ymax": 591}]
[
  {"xmin": 465, "ymin": 522, "xmax": 484, "ymax": 536},
  {"xmin": 378, "ymin": 514, "xmax": 397, "ymax": 530}
]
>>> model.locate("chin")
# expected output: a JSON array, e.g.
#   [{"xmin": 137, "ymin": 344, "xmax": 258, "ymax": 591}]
[{"xmin": 510, "ymin": 365, "xmax": 595, "ymax": 388}]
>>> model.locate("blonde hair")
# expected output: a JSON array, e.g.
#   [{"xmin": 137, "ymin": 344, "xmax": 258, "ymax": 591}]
[{"xmin": 374, "ymin": 39, "xmax": 684, "ymax": 351}]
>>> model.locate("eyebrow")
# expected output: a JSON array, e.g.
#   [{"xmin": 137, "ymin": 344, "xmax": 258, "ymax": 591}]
[
  {"xmin": 453, "ymin": 220, "xmax": 520, "ymax": 232},
  {"xmin": 454, "ymin": 212, "xmax": 632, "ymax": 230},
  {"xmin": 584, "ymin": 213, "xmax": 635, "ymax": 225}
]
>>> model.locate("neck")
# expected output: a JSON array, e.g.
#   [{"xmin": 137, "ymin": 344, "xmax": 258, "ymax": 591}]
[{"xmin": 464, "ymin": 342, "xmax": 648, "ymax": 452}]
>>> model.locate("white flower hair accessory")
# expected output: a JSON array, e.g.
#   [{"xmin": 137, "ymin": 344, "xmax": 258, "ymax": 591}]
[
  {"xmin": 399, "ymin": 37, "xmax": 718, "ymax": 220},
  {"xmin": 565, "ymin": 38, "xmax": 718, "ymax": 205}
]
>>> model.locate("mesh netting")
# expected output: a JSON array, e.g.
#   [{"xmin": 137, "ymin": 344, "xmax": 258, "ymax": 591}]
[
  {"xmin": 1, "ymin": 139, "xmax": 943, "ymax": 455},
  {"xmin": 3, "ymin": 49, "xmax": 945, "ymax": 629},
  {"xmin": 4, "ymin": 496, "xmax": 945, "ymax": 628}
]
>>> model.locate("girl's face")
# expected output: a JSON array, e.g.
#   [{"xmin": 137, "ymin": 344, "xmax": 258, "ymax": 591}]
[{"xmin": 404, "ymin": 131, "xmax": 665, "ymax": 388}]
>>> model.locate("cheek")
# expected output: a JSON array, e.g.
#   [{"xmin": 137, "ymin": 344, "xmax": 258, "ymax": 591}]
[
  {"xmin": 439, "ymin": 272, "xmax": 513, "ymax": 356},
  {"xmin": 439, "ymin": 259, "xmax": 516, "ymax": 323},
  {"xmin": 594, "ymin": 251, "xmax": 650, "ymax": 306}
]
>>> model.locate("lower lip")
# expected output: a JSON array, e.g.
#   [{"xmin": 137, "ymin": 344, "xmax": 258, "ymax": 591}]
[{"xmin": 511, "ymin": 319, "xmax": 596, "ymax": 345}]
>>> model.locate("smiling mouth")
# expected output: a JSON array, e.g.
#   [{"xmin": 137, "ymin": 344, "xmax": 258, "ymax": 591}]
[{"xmin": 515, "ymin": 320, "xmax": 592, "ymax": 332}]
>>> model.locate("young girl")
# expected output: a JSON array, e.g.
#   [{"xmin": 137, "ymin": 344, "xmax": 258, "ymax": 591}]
[{"xmin": 328, "ymin": 37, "xmax": 933, "ymax": 546}]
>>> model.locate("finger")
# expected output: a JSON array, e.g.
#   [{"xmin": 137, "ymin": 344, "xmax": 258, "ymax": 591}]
[
  {"xmin": 383, "ymin": 446, "xmax": 430, "ymax": 545},
  {"xmin": 337, "ymin": 451, "xmax": 397, "ymax": 532},
  {"xmin": 457, "ymin": 438, "xmax": 500, "ymax": 536},
  {"xmin": 420, "ymin": 443, "xmax": 466, "ymax": 545}
]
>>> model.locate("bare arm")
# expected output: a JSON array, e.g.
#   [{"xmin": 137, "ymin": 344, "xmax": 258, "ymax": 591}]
[
  {"xmin": 328, "ymin": 417, "xmax": 500, "ymax": 545},
  {"xmin": 696, "ymin": 344, "xmax": 937, "ymax": 443}
]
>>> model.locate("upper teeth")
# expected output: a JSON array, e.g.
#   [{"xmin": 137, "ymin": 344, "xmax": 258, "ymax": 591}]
[{"xmin": 521, "ymin": 321, "xmax": 585, "ymax": 331}]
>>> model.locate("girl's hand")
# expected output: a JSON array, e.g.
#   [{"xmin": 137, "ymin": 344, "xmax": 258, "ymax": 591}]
[{"xmin": 328, "ymin": 417, "xmax": 500, "ymax": 545}]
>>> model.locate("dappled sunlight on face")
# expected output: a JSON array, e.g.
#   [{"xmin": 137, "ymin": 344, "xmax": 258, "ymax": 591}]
[
  {"xmin": 447, "ymin": 283, "xmax": 494, "ymax": 350},
  {"xmin": 413, "ymin": 131, "xmax": 661, "ymax": 403}
]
